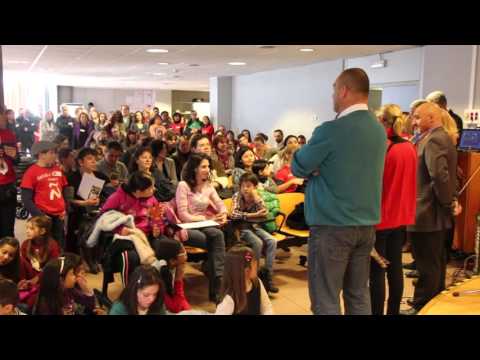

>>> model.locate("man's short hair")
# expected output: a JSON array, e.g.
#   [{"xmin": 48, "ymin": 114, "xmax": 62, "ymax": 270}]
[
  {"xmin": 274, "ymin": 129, "xmax": 284, "ymax": 136},
  {"xmin": 77, "ymin": 147, "xmax": 97, "ymax": 161},
  {"xmin": 410, "ymin": 99, "xmax": 427, "ymax": 111},
  {"xmin": 426, "ymin": 91, "xmax": 447, "ymax": 107},
  {"xmin": 107, "ymin": 141, "xmax": 124, "ymax": 153},
  {"xmin": 338, "ymin": 68, "xmax": 370, "ymax": 95},
  {"xmin": 239, "ymin": 172, "xmax": 259, "ymax": 187},
  {"xmin": 190, "ymin": 134, "xmax": 209, "ymax": 150},
  {"xmin": 58, "ymin": 147, "xmax": 73, "ymax": 161}
]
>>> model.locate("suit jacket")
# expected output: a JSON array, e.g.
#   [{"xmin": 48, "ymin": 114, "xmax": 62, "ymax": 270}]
[
  {"xmin": 164, "ymin": 157, "xmax": 178, "ymax": 185},
  {"xmin": 407, "ymin": 127, "xmax": 457, "ymax": 232}
]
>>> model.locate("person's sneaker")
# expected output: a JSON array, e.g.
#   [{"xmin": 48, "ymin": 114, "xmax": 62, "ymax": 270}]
[
  {"xmin": 405, "ymin": 270, "xmax": 419, "ymax": 278},
  {"xmin": 400, "ymin": 307, "xmax": 418, "ymax": 315},
  {"xmin": 403, "ymin": 261, "xmax": 416, "ymax": 270},
  {"xmin": 266, "ymin": 281, "xmax": 279, "ymax": 294}
]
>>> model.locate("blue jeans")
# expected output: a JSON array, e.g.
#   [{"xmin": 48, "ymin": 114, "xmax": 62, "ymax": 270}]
[
  {"xmin": 240, "ymin": 227, "xmax": 277, "ymax": 275},
  {"xmin": 308, "ymin": 225, "xmax": 375, "ymax": 315},
  {"xmin": 185, "ymin": 227, "xmax": 225, "ymax": 280}
]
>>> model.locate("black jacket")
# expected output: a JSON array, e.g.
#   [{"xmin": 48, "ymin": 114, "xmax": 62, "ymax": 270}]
[
  {"xmin": 449, "ymin": 109, "xmax": 464, "ymax": 145},
  {"xmin": 14, "ymin": 116, "xmax": 36, "ymax": 147},
  {"xmin": 56, "ymin": 115, "xmax": 75, "ymax": 142}
]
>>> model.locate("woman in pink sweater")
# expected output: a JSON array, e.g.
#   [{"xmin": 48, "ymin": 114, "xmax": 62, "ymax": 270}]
[{"xmin": 175, "ymin": 153, "xmax": 227, "ymax": 303}]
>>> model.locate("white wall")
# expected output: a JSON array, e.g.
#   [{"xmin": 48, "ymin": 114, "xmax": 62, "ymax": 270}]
[
  {"xmin": 422, "ymin": 45, "xmax": 473, "ymax": 114},
  {"xmin": 347, "ymin": 47, "xmax": 422, "ymax": 111},
  {"xmin": 72, "ymin": 87, "xmax": 172, "ymax": 114},
  {"xmin": 346, "ymin": 47, "xmax": 422, "ymax": 84},
  {"xmin": 378, "ymin": 84, "xmax": 420, "ymax": 112},
  {"xmin": 154, "ymin": 91, "xmax": 172, "ymax": 114},
  {"xmin": 230, "ymin": 47, "xmax": 425, "ymax": 142},
  {"xmin": 231, "ymin": 59, "xmax": 343, "ymax": 143}
]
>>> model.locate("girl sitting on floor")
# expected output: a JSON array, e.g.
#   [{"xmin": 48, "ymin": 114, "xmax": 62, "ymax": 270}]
[
  {"xmin": 33, "ymin": 253, "xmax": 98, "ymax": 315},
  {"xmin": 0, "ymin": 237, "xmax": 22, "ymax": 283},
  {"xmin": 19, "ymin": 216, "xmax": 61, "ymax": 310},
  {"xmin": 109, "ymin": 265, "xmax": 166, "ymax": 315},
  {"xmin": 215, "ymin": 245, "xmax": 274, "ymax": 315},
  {"xmin": 154, "ymin": 239, "xmax": 191, "ymax": 314}
]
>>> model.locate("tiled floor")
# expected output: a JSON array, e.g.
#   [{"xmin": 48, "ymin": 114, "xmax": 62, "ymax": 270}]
[{"xmin": 14, "ymin": 220, "xmax": 462, "ymax": 315}]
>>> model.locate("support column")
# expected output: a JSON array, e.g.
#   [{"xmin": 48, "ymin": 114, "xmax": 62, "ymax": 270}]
[{"xmin": 209, "ymin": 76, "xmax": 232, "ymax": 130}]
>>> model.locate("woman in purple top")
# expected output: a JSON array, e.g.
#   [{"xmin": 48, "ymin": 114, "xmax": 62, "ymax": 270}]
[
  {"xmin": 175, "ymin": 153, "xmax": 227, "ymax": 303},
  {"xmin": 72, "ymin": 112, "xmax": 95, "ymax": 149}
]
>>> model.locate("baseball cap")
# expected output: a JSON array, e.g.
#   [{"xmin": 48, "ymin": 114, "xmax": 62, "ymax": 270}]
[{"xmin": 32, "ymin": 141, "xmax": 57, "ymax": 157}]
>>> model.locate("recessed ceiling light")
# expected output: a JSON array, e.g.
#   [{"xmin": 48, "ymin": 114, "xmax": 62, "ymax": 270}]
[
  {"xmin": 228, "ymin": 62, "xmax": 246, "ymax": 66},
  {"xmin": 157, "ymin": 62, "xmax": 170, "ymax": 65},
  {"xmin": 147, "ymin": 48, "xmax": 169, "ymax": 53},
  {"xmin": 299, "ymin": 48, "xmax": 315, "ymax": 52},
  {"xmin": 152, "ymin": 72, "xmax": 166, "ymax": 76}
]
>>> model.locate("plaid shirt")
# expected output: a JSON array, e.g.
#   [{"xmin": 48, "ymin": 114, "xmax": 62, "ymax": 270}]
[{"xmin": 230, "ymin": 192, "xmax": 266, "ymax": 220}]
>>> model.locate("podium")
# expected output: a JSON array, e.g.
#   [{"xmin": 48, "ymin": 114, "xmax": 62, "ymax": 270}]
[{"xmin": 454, "ymin": 151, "xmax": 480, "ymax": 253}]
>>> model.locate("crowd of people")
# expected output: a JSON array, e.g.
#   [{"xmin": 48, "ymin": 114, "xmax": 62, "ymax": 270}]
[
  {"xmin": 0, "ymin": 67, "xmax": 465, "ymax": 316},
  {"xmin": 0, "ymin": 101, "xmax": 308, "ymax": 315}
]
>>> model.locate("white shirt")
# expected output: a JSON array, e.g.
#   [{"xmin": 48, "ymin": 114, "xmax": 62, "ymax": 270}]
[
  {"xmin": 214, "ymin": 279, "xmax": 274, "ymax": 315},
  {"xmin": 337, "ymin": 103, "xmax": 369, "ymax": 120}
]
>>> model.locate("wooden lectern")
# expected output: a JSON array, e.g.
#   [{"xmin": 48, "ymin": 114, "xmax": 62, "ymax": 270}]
[{"xmin": 454, "ymin": 151, "xmax": 480, "ymax": 253}]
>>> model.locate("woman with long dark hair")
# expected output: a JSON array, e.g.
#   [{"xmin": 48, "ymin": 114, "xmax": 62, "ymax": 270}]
[
  {"xmin": 0, "ymin": 237, "xmax": 21, "ymax": 283},
  {"xmin": 34, "ymin": 253, "xmax": 96, "ymax": 315},
  {"xmin": 131, "ymin": 111, "xmax": 147, "ymax": 133},
  {"xmin": 175, "ymin": 153, "xmax": 227, "ymax": 303},
  {"xmin": 109, "ymin": 265, "xmax": 166, "ymax": 315}
]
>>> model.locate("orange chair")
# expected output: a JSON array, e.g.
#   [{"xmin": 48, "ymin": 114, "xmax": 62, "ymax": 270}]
[{"xmin": 275, "ymin": 193, "xmax": 309, "ymax": 266}]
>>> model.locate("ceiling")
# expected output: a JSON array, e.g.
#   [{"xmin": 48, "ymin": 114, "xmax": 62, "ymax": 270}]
[{"xmin": 2, "ymin": 45, "xmax": 418, "ymax": 91}]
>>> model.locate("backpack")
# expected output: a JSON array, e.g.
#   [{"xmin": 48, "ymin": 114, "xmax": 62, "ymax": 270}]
[{"xmin": 286, "ymin": 202, "xmax": 308, "ymax": 230}]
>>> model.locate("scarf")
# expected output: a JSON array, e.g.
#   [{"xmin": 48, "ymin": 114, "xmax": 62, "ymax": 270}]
[{"xmin": 215, "ymin": 149, "xmax": 231, "ymax": 170}]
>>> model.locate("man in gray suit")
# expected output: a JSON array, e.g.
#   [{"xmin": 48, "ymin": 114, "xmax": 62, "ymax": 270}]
[{"xmin": 402, "ymin": 102, "xmax": 462, "ymax": 315}]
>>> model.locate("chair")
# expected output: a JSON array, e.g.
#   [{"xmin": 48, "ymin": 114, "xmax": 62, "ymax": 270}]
[{"xmin": 275, "ymin": 193, "xmax": 309, "ymax": 266}]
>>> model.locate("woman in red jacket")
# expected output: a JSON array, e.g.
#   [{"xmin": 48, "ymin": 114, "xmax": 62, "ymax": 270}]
[
  {"xmin": 370, "ymin": 104, "xmax": 417, "ymax": 315},
  {"xmin": 201, "ymin": 116, "xmax": 214, "ymax": 142}
]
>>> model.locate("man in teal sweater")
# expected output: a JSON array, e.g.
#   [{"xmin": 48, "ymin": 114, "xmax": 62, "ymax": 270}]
[{"xmin": 291, "ymin": 68, "xmax": 387, "ymax": 315}]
